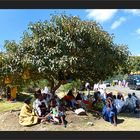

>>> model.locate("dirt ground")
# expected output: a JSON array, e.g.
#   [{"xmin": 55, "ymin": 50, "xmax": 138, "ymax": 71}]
[{"xmin": 0, "ymin": 110, "xmax": 140, "ymax": 131}]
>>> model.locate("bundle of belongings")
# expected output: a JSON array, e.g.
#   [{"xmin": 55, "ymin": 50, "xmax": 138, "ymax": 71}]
[{"xmin": 74, "ymin": 108, "xmax": 86, "ymax": 115}]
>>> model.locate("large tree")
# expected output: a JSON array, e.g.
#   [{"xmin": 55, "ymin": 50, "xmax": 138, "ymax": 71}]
[{"xmin": 1, "ymin": 14, "xmax": 130, "ymax": 94}]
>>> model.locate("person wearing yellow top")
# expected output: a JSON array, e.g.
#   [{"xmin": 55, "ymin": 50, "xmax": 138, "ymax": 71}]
[
  {"xmin": 19, "ymin": 97, "xmax": 47, "ymax": 126},
  {"xmin": 11, "ymin": 87, "xmax": 17, "ymax": 99}
]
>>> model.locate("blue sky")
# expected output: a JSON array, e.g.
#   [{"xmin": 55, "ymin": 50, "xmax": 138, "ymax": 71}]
[{"xmin": 0, "ymin": 9, "xmax": 140, "ymax": 56}]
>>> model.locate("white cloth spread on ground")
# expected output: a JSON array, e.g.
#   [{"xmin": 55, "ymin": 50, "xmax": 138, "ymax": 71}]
[{"xmin": 75, "ymin": 108, "xmax": 86, "ymax": 115}]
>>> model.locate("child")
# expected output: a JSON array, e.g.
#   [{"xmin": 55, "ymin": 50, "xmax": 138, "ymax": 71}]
[{"xmin": 50, "ymin": 99, "xmax": 67, "ymax": 127}]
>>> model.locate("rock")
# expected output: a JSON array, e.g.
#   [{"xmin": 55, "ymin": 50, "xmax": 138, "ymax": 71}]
[
  {"xmin": 69, "ymin": 121, "xmax": 73, "ymax": 124},
  {"xmin": 84, "ymin": 117, "xmax": 88, "ymax": 120},
  {"xmin": 87, "ymin": 122, "xmax": 94, "ymax": 126}
]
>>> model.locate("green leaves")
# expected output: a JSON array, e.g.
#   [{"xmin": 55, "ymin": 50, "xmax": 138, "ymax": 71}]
[
  {"xmin": 129, "ymin": 56, "xmax": 140, "ymax": 73},
  {"xmin": 1, "ymin": 14, "xmax": 130, "ymax": 93}
]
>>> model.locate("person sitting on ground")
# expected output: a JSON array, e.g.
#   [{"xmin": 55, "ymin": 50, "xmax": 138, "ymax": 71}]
[
  {"xmin": 117, "ymin": 92, "xmax": 124, "ymax": 101},
  {"xmin": 125, "ymin": 93, "xmax": 136, "ymax": 113},
  {"xmin": 112, "ymin": 95, "xmax": 117, "ymax": 106},
  {"xmin": 19, "ymin": 97, "xmax": 48, "ymax": 126},
  {"xmin": 92, "ymin": 92, "xmax": 104, "ymax": 112},
  {"xmin": 106, "ymin": 92, "xmax": 113, "ymax": 99},
  {"xmin": 75, "ymin": 92, "xmax": 83, "ymax": 108},
  {"xmin": 132, "ymin": 92, "xmax": 140, "ymax": 109},
  {"xmin": 51, "ymin": 95, "xmax": 61, "ymax": 108},
  {"xmin": 92, "ymin": 91, "xmax": 100, "ymax": 106},
  {"xmin": 63, "ymin": 89, "xmax": 78, "ymax": 109},
  {"xmin": 75, "ymin": 92, "xmax": 83, "ymax": 101},
  {"xmin": 80, "ymin": 93, "xmax": 93, "ymax": 111},
  {"xmin": 50, "ymin": 99, "xmax": 67, "ymax": 127},
  {"xmin": 102, "ymin": 97, "xmax": 117, "ymax": 126},
  {"xmin": 114, "ymin": 94, "xmax": 125, "ymax": 113},
  {"xmin": 33, "ymin": 91, "xmax": 49, "ymax": 117},
  {"xmin": 132, "ymin": 92, "xmax": 138, "ymax": 100},
  {"xmin": 42, "ymin": 90, "xmax": 52, "ymax": 108}
]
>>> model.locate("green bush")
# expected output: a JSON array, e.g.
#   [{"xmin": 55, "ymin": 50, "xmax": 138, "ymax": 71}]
[{"xmin": 60, "ymin": 80, "xmax": 82, "ymax": 92}]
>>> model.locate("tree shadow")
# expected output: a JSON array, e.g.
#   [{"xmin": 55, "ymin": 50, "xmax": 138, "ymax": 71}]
[
  {"xmin": 118, "ymin": 110, "xmax": 140, "ymax": 119},
  {"xmin": 117, "ymin": 118, "xmax": 125, "ymax": 124}
]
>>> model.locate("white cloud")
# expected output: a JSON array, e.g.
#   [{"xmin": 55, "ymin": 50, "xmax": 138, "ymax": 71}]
[
  {"xmin": 133, "ymin": 53, "xmax": 140, "ymax": 56},
  {"xmin": 111, "ymin": 17, "xmax": 126, "ymax": 30},
  {"xmin": 136, "ymin": 28, "xmax": 140, "ymax": 35},
  {"xmin": 86, "ymin": 9, "xmax": 118, "ymax": 22},
  {"xmin": 124, "ymin": 9, "xmax": 140, "ymax": 15}
]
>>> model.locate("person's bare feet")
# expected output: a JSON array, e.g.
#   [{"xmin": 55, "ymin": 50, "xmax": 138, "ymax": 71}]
[{"xmin": 114, "ymin": 123, "xmax": 117, "ymax": 126}]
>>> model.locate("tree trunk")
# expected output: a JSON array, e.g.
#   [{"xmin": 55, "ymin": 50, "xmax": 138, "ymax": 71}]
[
  {"xmin": 51, "ymin": 81, "xmax": 62, "ymax": 95},
  {"xmin": 0, "ymin": 86, "xmax": 3, "ymax": 97}
]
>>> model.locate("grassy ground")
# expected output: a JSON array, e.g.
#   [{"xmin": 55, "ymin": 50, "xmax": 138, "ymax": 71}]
[
  {"xmin": 0, "ymin": 92, "xmax": 33, "ymax": 113},
  {"xmin": 0, "ymin": 100, "xmax": 23, "ymax": 113}
]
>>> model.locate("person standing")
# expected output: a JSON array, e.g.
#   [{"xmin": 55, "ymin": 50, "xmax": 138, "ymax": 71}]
[{"xmin": 85, "ymin": 82, "xmax": 90, "ymax": 95}]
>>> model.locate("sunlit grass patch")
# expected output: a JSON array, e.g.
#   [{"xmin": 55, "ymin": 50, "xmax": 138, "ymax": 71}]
[
  {"xmin": 0, "ymin": 92, "xmax": 34, "ymax": 113},
  {"xmin": 0, "ymin": 100, "xmax": 23, "ymax": 113}
]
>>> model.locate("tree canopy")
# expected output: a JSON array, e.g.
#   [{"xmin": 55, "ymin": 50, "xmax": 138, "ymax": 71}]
[
  {"xmin": 1, "ymin": 14, "xmax": 130, "ymax": 93},
  {"xmin": 129, "ymin": 56, "xmax": 140, "ymax": 73}
]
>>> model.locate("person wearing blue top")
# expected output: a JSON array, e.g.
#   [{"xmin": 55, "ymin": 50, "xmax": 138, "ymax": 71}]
[{"xmin": 102, "ymin": 97, "xmax": 117, "ymax": 126}]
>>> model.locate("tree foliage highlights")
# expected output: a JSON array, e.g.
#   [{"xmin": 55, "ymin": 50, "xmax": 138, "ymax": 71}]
[
  {"xmin": 1, "ymin": 14, "xmax": 130, "ymax": 94},
  {"xmin": 129, "ymin": 56, "xmax": 140, "ymax": 73}
]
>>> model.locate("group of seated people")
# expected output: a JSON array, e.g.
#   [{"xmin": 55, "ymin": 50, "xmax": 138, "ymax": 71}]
[
  {"xmin": 19, "ymin": 87, "xmax": 67, "ymax": 127},
  {"xmin": 19, "ymin": 87, "xmax": 103, "ymax": 127},
  {"xmin": 19, "ymin": 86, "xmax": 140, "ymax": 127},
  {"xmin": 102, "ymin": 91, "xmax": 140, "ymax": 126},
  {"xmin": 63, "ymin": 88, "xmax": 140, "ymax": 126}
]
